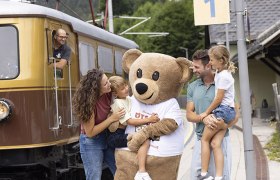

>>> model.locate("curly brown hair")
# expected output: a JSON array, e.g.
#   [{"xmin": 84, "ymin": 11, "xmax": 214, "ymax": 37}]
[{"xmin": 72, "ymin": 69, "xmax": 104, "ymax": 123}]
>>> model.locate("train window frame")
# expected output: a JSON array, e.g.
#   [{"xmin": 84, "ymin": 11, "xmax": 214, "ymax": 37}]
[
  {"xmin": 115, "ymin": 50, "xmax": 124, "ymax": 75},
  {"xmin": 97, "ymin": 45, "xmax": 113, "ymax": 73},
  {"xmin": 0, "ymin": 25, "xmax": 20, "ymax": 80},
  {"xmin": 78, "ymin": 42, "xmax": 96, "ymax": 76}
]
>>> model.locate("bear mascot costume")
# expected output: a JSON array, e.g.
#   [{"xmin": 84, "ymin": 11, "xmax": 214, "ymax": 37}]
[{"xmin": 114, "ymin": 49, "xmax": 193, "ymax": 180}]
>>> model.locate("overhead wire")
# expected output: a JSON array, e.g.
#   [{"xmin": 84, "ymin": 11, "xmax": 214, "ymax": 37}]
[{"xmin": 59, "ymin": 0, "xmax": 85, "ymax": 21}]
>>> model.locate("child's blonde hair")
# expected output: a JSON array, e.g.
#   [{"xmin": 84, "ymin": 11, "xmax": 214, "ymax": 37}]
[
  {"xmin": 109, "ymin": 76, "xmax": 128, "ymax": 93},
  {"xmin": 208, "ymin": 45, "xmax": 237, "ymax": 73}
]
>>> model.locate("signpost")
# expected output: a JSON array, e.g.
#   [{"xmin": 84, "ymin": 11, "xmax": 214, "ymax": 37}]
[
  {"xmin": 193, "ymin": 0, "xmax": 230, "ymax": 25},
  {"xmin": 235, "ymin": 0, "xmax": 256, "ymax": 179}
]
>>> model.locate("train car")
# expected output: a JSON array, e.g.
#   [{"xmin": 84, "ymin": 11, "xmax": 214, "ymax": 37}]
[{"xmin": 0, "ymin": 1, "xmax": 138, "ymax": 179}]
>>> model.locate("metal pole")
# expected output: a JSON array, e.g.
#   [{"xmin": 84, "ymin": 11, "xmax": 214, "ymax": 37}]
[
  {"xmin": 55, "ymin": 0, "xmax": 60, "ymax": 10},
  {"xmin": 225, "ymin": 24, "xmax": 230, "ymax": 51},
  {"xmin": 88, "ymin": 0, "xmax": 96, "ymax": 25},
  {"xmin": 104, "ymin": 0, "xmax": 108, "ymax": 29},
  {"xmin": 119, "ymin": 17, "xmax": 151, "ymax": 35},
  {"xmin": 179, "ymin": 47, "xmax": 188, "ymax": 59},
  {"xmin": 108, "ymin": 0, "xmax": 114, "ymax": 33},
  {"xmin": 235, "ymin": 0, "xmax": 256, "ymax": 179}
]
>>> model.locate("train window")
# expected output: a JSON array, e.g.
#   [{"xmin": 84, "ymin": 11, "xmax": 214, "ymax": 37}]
[
  {"xmin": 98, "ymin": 46, "xmax": 113, "ymax": 73},
  {"xmin": 0, "ymin": 25, "xmax": 19, "ymax": 79},
  {"xmin": 115, "ymin": 50, "xmax": 124, "ymax": 75},
  {"xmin": 79, "ymin": 42, "xmax": 96, "ymax": 76}
]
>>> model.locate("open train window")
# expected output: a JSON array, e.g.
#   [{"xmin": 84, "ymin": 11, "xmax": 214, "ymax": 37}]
[
  {"xmin": 98, "ymin": 46, "xmax": 113, "ymax": 73},
  {"xmin": 52, "ymin": 29, "xmax": 70, "ymax": 79},
  {"xmin": 0, "ymin": 25, "xmax": 19, "ymax": 79},
  {"xmin": 79, "ymin": 42, "xmax": 96, "ymax": 76}
]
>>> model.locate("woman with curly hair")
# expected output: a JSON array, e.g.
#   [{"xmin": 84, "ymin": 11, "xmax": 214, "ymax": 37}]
[{"xmin": 72, "ymin": 69, "xmax": 125, "ymax": 180}]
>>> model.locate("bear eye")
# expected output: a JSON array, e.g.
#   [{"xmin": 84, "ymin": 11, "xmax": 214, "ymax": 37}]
[
  {"xmin": 152, "ymin": 71, "xmax": 159, "ymax": 81},
  {"xmin": 137, "ymin": 69, "xmax": 142, "ymax": 78}
]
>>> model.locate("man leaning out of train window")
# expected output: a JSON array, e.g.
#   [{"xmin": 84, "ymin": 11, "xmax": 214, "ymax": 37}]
[{"xmin": 52, "ymin": 28, "xmax": 71, "ymax": 69}]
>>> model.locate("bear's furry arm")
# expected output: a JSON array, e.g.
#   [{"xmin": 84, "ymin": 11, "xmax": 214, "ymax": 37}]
[
  {"xmin": 142, "ymin": 118, "xmax": 178, "ymax": 138},
  {"xmin": 127, "ymin": 119, "xmax": 178, "ymax": 152}
]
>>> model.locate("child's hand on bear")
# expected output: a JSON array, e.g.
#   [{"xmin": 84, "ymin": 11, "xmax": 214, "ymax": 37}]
[{"xmin": 148, "ymin": 113, "xmax": 160, "ymax": 123}]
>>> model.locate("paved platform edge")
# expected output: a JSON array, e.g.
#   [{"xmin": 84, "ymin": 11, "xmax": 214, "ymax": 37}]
[{"xmin": 233, "ymin": 125, "xmax": 269, "ymax": 180}]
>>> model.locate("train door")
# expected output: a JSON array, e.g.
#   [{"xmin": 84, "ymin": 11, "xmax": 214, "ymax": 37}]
[{"xmin": 45, "ymin": 22, "xmax": 77, "ymax": 137}]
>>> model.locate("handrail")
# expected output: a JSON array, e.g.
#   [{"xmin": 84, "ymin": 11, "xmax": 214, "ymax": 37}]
[
  {"xmin": 49, "ymin": 57, "xmax": 61, "ymax": 130},
  {"xmin": 67, "ymin": 61, "xmax": 73, "ymax": 127}
]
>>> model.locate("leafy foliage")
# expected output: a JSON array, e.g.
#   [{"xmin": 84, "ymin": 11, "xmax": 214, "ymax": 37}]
[
  {"xmin": 265, "ymin": 131, "xmax": 280, "ymax": 162},
  {"xmin": 100, "ymin": 0, "xmax": 164, "ymax": 16},
  {"xmin": 116, "ymin": 0, "xmax": 204, "ymax": 58}
]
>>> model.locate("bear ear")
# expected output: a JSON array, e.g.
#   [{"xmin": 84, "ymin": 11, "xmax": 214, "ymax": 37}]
[
  {"xmin": 176, "ymin": 57, "xmax": 193, "ymax": 83},
  {"xmin": 122, "ymin": 49, "xmax": 142, "ymax": 73}
]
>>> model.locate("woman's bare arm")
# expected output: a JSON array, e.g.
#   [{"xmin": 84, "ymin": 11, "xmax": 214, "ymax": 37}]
[{"xmin": 84, "ymin": 109, "xmax": 125, "ymax": 137}]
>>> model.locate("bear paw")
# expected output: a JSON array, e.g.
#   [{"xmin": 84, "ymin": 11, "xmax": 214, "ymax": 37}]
[
  {"xmin": 127, "ymin": 134, "xmax": 133, "ymax": 141},
  {"xmin": 127, "ymin": 132, "xmax": 147, "ymax": 152}
]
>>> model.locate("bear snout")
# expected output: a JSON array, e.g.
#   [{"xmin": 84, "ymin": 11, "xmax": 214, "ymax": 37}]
[{"xmin": 135, "ymin": 83, "xmax": 148, "ymax": 95}]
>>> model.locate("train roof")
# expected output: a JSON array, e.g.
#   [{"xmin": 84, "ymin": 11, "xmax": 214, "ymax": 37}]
[{"xmin": 0, "ymin": 1, "xmax": 139, "ymax": 49}]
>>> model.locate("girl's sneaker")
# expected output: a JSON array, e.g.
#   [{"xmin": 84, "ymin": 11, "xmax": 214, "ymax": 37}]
[
  {"xmin": 134, "ymin": 171, "xmax": 152, "ymax": 180},
  {"xmin": 197, "ymin": 173, "xmax": 214, "ymax": 180}
]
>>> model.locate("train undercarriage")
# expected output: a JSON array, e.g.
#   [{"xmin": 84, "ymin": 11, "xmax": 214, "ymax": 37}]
[{"xmin": 0, "ymin": 143, "xmax": 113, "ymax": 180}]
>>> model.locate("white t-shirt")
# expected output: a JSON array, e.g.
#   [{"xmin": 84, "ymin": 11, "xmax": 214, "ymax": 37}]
[
  {"xmin": 122, "ymin": 96, "xmax": 184, "ymax": 157},
  {"xmin": 110, "ymin": 96, "xmax": 131, "ymax": 125},
  {"xmin": 214, "ymin": 70, "xmax": 235, "ymax": 107}
]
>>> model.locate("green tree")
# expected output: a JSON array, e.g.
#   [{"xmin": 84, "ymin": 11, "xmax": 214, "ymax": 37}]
[
  {"xmin": 117, "ymin": 0, "xmax": 204, "ymax": 58},
  {"xmin": 114, "ymin": 2, "xmax": 158, "ymax": 49},
  {"xmin": 99, "ymin": 0, "xmax": 164, "ymax": 16}
]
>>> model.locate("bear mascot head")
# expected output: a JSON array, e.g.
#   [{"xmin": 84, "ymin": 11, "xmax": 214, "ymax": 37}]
[{"xmin": 114, "ymin": 49, "xmax": 192, "ymax": 180}]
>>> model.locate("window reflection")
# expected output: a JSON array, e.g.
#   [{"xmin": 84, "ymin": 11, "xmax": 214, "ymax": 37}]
[{"xmin": 0, "ymin": 26, "xmax": 19, "ymax": 79}]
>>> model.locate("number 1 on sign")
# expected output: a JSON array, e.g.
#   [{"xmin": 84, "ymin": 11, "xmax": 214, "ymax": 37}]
[{"xmin": 204, "ymin": 0, "xmax": 215, "ymax": 17}]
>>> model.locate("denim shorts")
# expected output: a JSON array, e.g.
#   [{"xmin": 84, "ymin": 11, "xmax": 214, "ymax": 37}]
[
  {"xmin": 213, "ymin": 104, "xmax": 236, "ymax": 124},
  {"xmin": 79, "ymin": 130, "xmax": 116, "ymax": 180},
  {"xmin": 107, "ymin": 128, "xmax": 128, "ymax": 149}
]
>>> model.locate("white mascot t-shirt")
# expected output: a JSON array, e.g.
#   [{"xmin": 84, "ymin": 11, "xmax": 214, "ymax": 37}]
[{"xmin": 122, "ymin": 95, "xmax": 184, "ymax": 157}]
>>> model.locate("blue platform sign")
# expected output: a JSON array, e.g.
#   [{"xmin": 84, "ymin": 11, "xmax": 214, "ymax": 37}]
[{"xmin": 193, "ymin": 0, "xmax": 230, "ymax": 26}]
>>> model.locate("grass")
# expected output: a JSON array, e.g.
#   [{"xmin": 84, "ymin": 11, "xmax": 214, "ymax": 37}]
[{"xmin": 265, "ymin": 129, "xmax": 280, "ymax": 162}]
